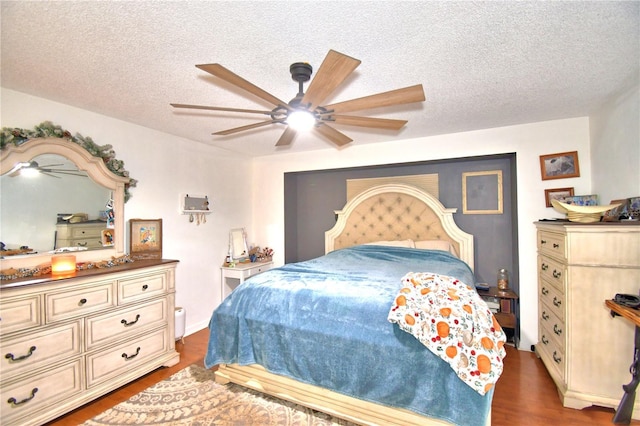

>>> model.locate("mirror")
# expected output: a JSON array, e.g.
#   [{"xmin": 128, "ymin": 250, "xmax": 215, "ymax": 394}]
[
  {"xmin": 1, "ymin": 153, "xmax": 112, "ymax": 253},
  {"xmin": 0, "ymin": 138, "xmax": 129, "ymax": 268},
  {"xmin": 229, "ymin": 228, "xmax": 249, "ymax": 261}
]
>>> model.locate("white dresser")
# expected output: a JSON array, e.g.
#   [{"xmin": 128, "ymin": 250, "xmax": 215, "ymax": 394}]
[
  {"xmin": 0, "ymin": 259, "xmax": 180, "ymax": 426},
  {"xmin": 55, "ymin": 221, "xmax": 109, "ymax": 249},
  {"xmin": 535, "ymin": 222, "xmax": 640, "ymax": 417}
]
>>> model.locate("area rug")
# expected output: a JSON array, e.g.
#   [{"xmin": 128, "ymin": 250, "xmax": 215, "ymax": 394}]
[{"xmin": 83, "ymin": 364, "xmax": 357, "ymax": 425}]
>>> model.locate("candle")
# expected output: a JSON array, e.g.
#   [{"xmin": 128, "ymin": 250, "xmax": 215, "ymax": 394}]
[{"xmin": 51, "ymin": 254, "xmax": 77, "ymax": 275}]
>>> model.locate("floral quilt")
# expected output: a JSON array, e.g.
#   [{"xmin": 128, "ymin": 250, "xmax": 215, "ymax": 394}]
[{"xmin": 388, "ymin": 272, "xmax": 507, "ymax": 395}]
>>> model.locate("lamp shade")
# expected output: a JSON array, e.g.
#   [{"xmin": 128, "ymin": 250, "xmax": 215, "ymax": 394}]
[{"xmin": 51, "ymin": 254, "xmax": 76, "ymax": 275}]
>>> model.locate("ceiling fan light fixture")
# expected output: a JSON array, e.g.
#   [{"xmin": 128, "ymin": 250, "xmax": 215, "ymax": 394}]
[
  {"xmin": 286, "ymin": 109, "xmax": 316, "ymax": 131},
  {"xmin": 20, "ymin": 167, "xmax": 39, "ymax": 177}
]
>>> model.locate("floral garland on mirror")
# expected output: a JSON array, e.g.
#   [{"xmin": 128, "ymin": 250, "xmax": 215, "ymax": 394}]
[
  {"xmin": 0, "ymin": 121, "xmax": 137, "ymax": 202},
  {"xmin": 0, "ymin": 254, "xmax": 135, "ymax": 281}
]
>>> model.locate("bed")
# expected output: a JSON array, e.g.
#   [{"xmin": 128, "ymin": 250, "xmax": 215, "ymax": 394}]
[{"xmin": 205, "ymin": 184, "xmax": 504, "ymax": 426}]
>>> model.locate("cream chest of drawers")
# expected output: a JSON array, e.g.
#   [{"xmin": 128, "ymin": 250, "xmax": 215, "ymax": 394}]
[
  {"xmin": 535, "ymin": 222, "xmax": 640, "ymax": 417},
  {"xmin": 55, "ymin": 221, "xmax": 108, "ymax": 250},
  {"xmin": 0, "ymin": 259, "xmax": 180, "ymax": 426}
]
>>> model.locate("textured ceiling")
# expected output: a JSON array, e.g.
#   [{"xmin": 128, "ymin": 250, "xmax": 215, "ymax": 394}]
[{"xmin": 1, "ymin": 1, "xmax": 638, "ymax": 157}]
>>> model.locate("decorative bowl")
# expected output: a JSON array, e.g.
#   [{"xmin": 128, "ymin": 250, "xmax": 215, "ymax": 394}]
[{"xmin": 551, "ymin": 199, "xmax": 622, "ymax": 223}]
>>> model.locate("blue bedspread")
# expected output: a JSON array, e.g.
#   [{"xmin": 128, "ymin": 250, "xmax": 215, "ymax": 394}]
[{"xmin": 205, "ymin": 245, "xmax": 493, "ymax": 426}]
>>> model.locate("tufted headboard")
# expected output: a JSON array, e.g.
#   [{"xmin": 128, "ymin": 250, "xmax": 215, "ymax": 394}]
[{"xmin": 324, "ymin": 183, "xmax": 474, "ymax": 270}]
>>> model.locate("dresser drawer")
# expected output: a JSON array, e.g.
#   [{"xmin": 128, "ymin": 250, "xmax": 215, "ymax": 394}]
[
  {"xmin": 1, "ymin": 321, "xmax": 81, "ymax": 378},
  {"xmin": 538, "ymin": 255, "xmax": 566, "ymax": 291},
  {"xmin": 540, "ymin": 278, "xmax": 565, "ymax": 321},
  {"xmin": 540, "ymin": 301, "xmax": 565, "ymax": 351},
  {"xmin": 1, "ymin": 359, "xmax": 83, "ymax": 425},
  {"xmin": 86, "ymin": 298, "xmax": 169, "ymax": 350},
  {"xmin": 56, "ymin": 237, "xmax": 104, "ymax": 249},
  {"xmin": 538, "ymin": 230, "xmax": 566, "ymax": 261},
  {"xmin": 118, "ymin": 272, "xmax": 167, "ymax": 304},
  {"xmin": 538, "ymin": 321, "xmax": 566, "ymax": 382},
  {"xmin": 46, "ymin": 281, "xmax": 115, "ymax": 322},
  {"xmin": 0, "ymin": 295, "xmax": 41, "ymax": 334},
  {"xmin": 86, "ymin": 327, "xmax": 168, "ymax": 387}
]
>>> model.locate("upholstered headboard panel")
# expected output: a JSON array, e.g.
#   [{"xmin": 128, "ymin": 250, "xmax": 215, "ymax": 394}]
[{"xmin": 325, "ymin": 184, "xmax": 474, "ymax": 270}]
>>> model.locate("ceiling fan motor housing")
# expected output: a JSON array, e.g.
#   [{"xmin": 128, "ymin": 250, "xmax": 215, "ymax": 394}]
[{"xmin": 289, "ymin": 62, "xmax": 312, "ymax": 83}]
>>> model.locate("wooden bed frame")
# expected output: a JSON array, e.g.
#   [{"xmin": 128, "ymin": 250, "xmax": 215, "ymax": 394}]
[{"xmin": 214, "ymin": 184, "xmax": 487, "ymax": 425}]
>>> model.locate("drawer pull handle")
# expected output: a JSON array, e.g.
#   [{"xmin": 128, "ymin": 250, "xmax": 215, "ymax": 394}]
[
  {"xmin": 121, "ymin": 314, "xmax": 141, "ymax": 327},
  {"xmin": 552, "ymin": 270, "xmax": 562, "ymax": 279},
  {"xmin": 79, "ymin": 298, "xmax": 87, "ymax": 305},
  {"xmin": 541, "ymin": 239, "xmax": 547, "ymax": 245},
  {"xmin": 142, "ymin": 284, "xmax": 149, "ymax": 291},
  {"xmin": 77, "ymin": 242, "xmax": 87, "ymax": 247},
  {"xmin": 541, "ymin": 287, "xmax": 549, "ymax": 296},
  {"xmin": 553, "ymin": 351, "xmax": 562, "ymax": 364},
  {"xmin": 553, "ymin": 324, "xmax": 563, "ymax": 335},
  {"xmin": 542, "ymin": 311, "xmax": 549, "ymax": 321},
  {"xmin": 553, "ymin": 297, "xmax": 562, "ymax": 307},
  {"xmin": 7, "ymin": 388, "xmax": 38, "ymax": 406},
  {"xmin": 541, "ymin": 263, "xmax": 548, "ymax": 271},
  {"xmin": 541, "ymin": 335, "xmax": 549, "ymax": 345},
  {"xmin": 5, "ymin": 346, "xmax": 36, "ymax": 362},
  {"xmin": 122, "ymin": 347, "xmax": 141, "ymax": 360},
  {"xmin": 553, "ymin": 243, "xmax": 559, "ymax": 248}
]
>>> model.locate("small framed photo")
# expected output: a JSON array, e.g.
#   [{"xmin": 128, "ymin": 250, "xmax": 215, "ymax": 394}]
[
  {"xmin": 539, "ymin": 151, "xmax": 580, "ymax": 180},
  {"xmin": 544, "ymin": 187, "xmax": 574, "ymax": 207},
  {"xmin": 602, "ymin": 199, "xmax": 629, "ymax": 222},
  {"xmin": 129, "ymin": 219, "xmax": 163, "ymax": 260}
]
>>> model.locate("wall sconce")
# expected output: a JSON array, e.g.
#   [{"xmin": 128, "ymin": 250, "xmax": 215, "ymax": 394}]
[{"xmin": 51, "ymin": 254, "xmax": 77, "ymax": 276}]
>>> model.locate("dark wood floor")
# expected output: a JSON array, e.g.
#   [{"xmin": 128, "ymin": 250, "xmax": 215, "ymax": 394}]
[{"xmin": 47, "ymin": 328, "xmax": 638, "ymax": 426}]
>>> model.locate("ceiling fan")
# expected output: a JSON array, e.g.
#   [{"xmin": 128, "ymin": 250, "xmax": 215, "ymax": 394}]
[
  {"xmin": 171, "ymin": 49, "xmax": 426, "ymax": 147},
  {"xmin": 7, "ymin": 161, "xmax": 87, "ymax": 178}
]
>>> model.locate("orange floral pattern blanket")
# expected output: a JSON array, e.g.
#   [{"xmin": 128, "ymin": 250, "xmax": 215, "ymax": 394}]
[{"xmin": 388, "ymin": 272, "xmax": 507, "ymax": 395}]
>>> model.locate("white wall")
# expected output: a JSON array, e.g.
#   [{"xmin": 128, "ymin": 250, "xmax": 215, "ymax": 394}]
[
  {"xmin": 1, "ymin": 88, "xmax": 253, "ymax": 336},
  {"xmin": 251, "ymin": 117, "xmax": 594, "ymax": 352},
  {"xmin": 590, "ymin": 84, "xmax": 640, "ymax": 203}
]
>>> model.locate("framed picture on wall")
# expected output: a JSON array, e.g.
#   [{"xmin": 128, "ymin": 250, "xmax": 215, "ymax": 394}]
[
  {"xmin": 539, "ymin": 151, "xmax": 580, "ymax": 180},
  {"xmin": 544, "ymin": 187, "xmax": 574, "ymax": 207},
  {"xmin": 462, "ymin": 170, "xmax": 503, "ymax": 214},
  {"xmin": 129, "ymin": 218, "xmax": 163, "ymax": 260}
]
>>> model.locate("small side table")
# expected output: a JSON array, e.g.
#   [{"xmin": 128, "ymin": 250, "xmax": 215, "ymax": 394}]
[
  {"xmin": 606, "ymin": 299, "xmax": 640, "ymax": 425},
  {"xmin": 220, "ymin": 260, "xmax": 273, "ymax": 299},
  {"xmin": 477, "ymin": 286, "xmax": 519, "ymax": 348}
]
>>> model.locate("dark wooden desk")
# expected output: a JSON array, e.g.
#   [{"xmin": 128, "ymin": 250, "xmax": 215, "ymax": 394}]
[{"xmin": 606, "ymin": 299, "xmax": 640, "ymax": 424}]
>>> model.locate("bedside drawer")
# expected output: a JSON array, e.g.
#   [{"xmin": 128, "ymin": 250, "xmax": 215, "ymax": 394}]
[
  {"xmin": 1, "ymin": 359, "xmax": 83, "ymax": 425},
  {"xmin": 1, "ymin": 321, "xmax": 81, "ymax": 378},
  {"xmin": 118, "ymin": 272, "xmax": 167, "ymax": 304},
  {"xmin": 46, "ymin": 282, "xmax": 115, "ymax": 323},
  {"xmin": 86, "ymin": 298, "xmax": 169, "ymax": 350},
  {"xmin": 538, "ymin": 230, "xmax": 566, "ymax": 261},
  {"xmin": 86, "ymin": 327, "xmax": 168, "ymax": 387},
  {"xmin": 0, "ymin": 295, "xmax": 41, "ymax": 334},
  {"xmin": 242, "ymin": 263, "xmax": 272, "ymax": 278}
]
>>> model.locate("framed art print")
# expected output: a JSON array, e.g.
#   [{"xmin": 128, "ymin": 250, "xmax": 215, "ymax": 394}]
[
  {"xmin": 129, "ymin": 218, "xmax": 163, "ymax": 260},
  {"xmin": 462, "ymin": 170, "xmax": 503, "ymax": 214},
  {"xmin": 539, "ymin": 151, "xmax": 580, "ymax": 180},
  {"xmin": 544, "ymin": 187, "xmax": 574, "ymax": 207}
]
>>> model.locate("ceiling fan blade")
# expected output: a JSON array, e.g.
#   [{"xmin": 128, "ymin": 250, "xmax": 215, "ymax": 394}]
[
  {"xmin": 301, "ymin": 50, "xmax": 361, "ymax": 110},
  {"xmin": 322, "ymin": 84, "xmax": 425, "ymax": 114},
  {"xmin": 196, "ymin": 64, "xmax": 290, "ymax": 109},
  {"xmin": 275, "ymin": 127, "xmax": 297, "ymax": 146},
  {"xmin": 313, "ymin": 123, "xmax": 353, "ymax": 147},
  {"xmin": 40, "ymin": 171, "xmax": 61, "ymax": 179},
  {"xmin": 213, "ymin": 120, "xmax": 280, "ymax": 136},
  {"xmin": 171, "ymin": 103, "xmax": 274, "ymax": 115},
  {"xmin": 330, "ymin": 115, "xmax": 407, "ymax": 130}
]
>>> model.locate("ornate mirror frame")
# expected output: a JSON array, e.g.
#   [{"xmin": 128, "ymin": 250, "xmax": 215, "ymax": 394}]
[{"xmin": 1, "ymin": 138, "xmax": 130, "ymax": 269}]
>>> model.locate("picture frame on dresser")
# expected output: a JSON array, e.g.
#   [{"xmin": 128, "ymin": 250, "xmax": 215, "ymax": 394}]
[
  {"xmin": 129, "ymin": 218, "xmax": 163, "ymax": 259},
  {"xmin": 539, "ymin": 151, "xmax": 580, "ymax": 180},
  {"xmin": 544, "ymin": 187, "xmax": 574, "ymax": 207}
]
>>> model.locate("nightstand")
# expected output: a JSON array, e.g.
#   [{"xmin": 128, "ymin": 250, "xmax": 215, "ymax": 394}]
[
  {"xmin": 477, "ymin": 286, "xmax": 519, "ymax": 348},
  {"xmin": 220, "ymin": 261, "xmax": 273, "ymax": 299}
]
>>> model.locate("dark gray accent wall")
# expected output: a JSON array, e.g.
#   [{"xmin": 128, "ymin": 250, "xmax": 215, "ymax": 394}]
[{"xmin": 284, "ymin": 153, "xmax": 519, "ymax": 306}]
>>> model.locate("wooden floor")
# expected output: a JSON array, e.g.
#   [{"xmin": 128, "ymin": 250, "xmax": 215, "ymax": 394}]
[{"xmin": 47, "ymin": 328, "xmax": 638, "ymax": 426}]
